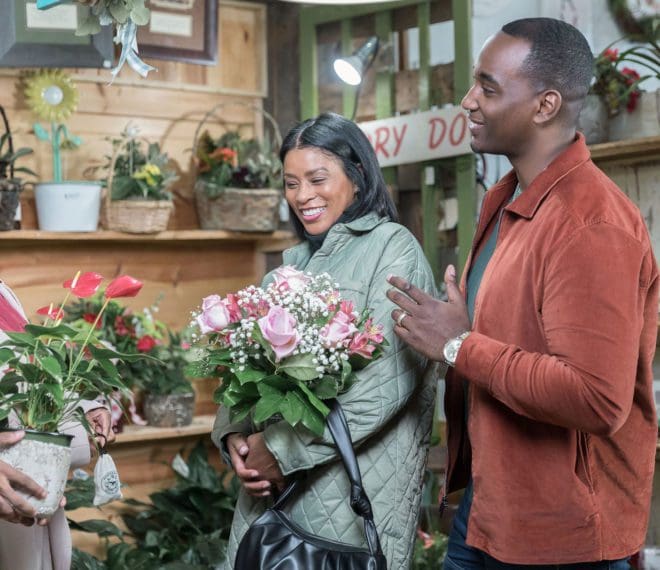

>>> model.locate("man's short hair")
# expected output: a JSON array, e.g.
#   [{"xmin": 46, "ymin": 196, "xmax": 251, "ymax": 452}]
[{"xmin": 502, "ymin": 17, "xmax": 594, "ymax": 102}]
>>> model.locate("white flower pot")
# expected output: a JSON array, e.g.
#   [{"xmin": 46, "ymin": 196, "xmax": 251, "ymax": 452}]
[
  {"xmin": 144, "ymin": 392, "xmax": 195, "ymax": 427},
  {"xmin": 0, "ymin": 429, "xmax": 73, "ymax": 518},
  {"xmin": 34, "ymin": 182, "xmax": 102, "ymax": 232},
  {"xmin": 608, "ymin": 90, "xmax": 660, "ymax": 142}
]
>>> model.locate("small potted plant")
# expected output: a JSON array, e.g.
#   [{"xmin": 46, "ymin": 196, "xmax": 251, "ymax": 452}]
[
  {"xmin": 63, "ymin": 294, "xmax": 195, "ymax": 427},
  {"xmin": 0, "ymin": 105, "xmax": 36, "ymax": 231},
  {"xmin": 579, "ymin": 41, "xmax": 659, "ymax": 143},
  {"xmin": 0, "ymin": 271, "xmax": 145, "ymax": 517},
  {"xmin": 102, "ymin": 125, "xmax": 177, "ymax": 234},
  {"xmin": 193, "ymin": 122, "xmax": 283, "ymax": 232},
  {"xmin": 24, "ymin": 69, "xmax": 103, "ymax": 232}
]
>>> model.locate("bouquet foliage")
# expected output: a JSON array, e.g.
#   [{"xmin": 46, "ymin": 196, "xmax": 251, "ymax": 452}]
[
  {"xmin": 0, "ymin": 271, "xmax": 145, "ymax": 434},
  {"xmin": 188, "ymin": 266, "xmax": 386, "ymax": 436}
]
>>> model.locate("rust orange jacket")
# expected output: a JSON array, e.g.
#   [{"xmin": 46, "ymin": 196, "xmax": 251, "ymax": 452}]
[{"xmin": 445, "ymin": 133, "xmax": 658, "ymax": 564}]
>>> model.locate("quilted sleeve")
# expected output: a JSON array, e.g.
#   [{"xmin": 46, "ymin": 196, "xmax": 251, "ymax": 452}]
[{"xmin": 263, "ymin": 227, "xmax": 437, "ymax": 475}]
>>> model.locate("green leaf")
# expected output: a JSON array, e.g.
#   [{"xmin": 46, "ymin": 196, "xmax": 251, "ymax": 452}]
[
  {"xmin": 2, "ymin": 331, "xmax": 36, "ymax": 347},
  {"xmin": 75, "ymin": 13, "xmax": 102, "ymax": 36},
  {"xmin": 313, "ymin": 375, "xmax": 339, "ymax": 399},
  {"xmin": 0, "ymin": 348, "xmax": 15, "ymax": 365},
  {"xmin": 296, "ymin": 381, "xmax": 330, "ymax": 417},
  {"xmin": 279, "ymin": 391, "xmax": 304, "ymax": 426},
  {"xmin": 37, "ymin": 356, "xmax": 63, "ymax": 382},
  {"xmin": 24, "ymin": 323, "xmax": 79, "ymax": 338},
  {"xmin": 68, "ymin": 519, "xmax": 124, "ymax": 538},
  {"xmin": 130, "ymin": 0, "xmax": 150, "ymax": 26},
  {"xmin": 108, "ymin": 0, "xmax": 130, "ymax": 23},
  {"xmin": 300, "ymin": 406, "xmax": 325, "ymax": 436},
  {"xmin": 278, "ymin": 353, "xmax": 320, "ymax": 381},
  {"xmin": 253, "ymin": 392, "xmax": 284, "ymax": 423},
  {"xmin": 235, "ymin": 366, "xmax": 264, "ymax": 385}
]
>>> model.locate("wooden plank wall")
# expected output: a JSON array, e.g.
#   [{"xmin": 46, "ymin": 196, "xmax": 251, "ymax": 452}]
[{"xmin": 0, "ymin": 0, "xmax": 285, "ymax": 330}]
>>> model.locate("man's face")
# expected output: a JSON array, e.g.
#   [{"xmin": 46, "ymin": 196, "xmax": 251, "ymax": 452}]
[{"xmin": 461, "ymin": 32, "xmax": 540, "ymax": 157}]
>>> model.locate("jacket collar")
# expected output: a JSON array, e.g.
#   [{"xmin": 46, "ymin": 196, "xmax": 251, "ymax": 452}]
[
  {"xmin": 472, "ymin": 132, "xmax": 591, "ymax": 250},
  {"xmin": 284, "ymin": 212, "xmax": 387, "ymax": 267}
]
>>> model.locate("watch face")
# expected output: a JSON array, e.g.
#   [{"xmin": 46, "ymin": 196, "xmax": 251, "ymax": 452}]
[{"xmin": 444, "ymin": 338, "xmax": 459, "ymax": 364}]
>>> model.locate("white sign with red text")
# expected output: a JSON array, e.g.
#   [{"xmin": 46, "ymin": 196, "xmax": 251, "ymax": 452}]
[{"xmin": 358, "ymin": 107, "xmax": 472, "ymax": 167}]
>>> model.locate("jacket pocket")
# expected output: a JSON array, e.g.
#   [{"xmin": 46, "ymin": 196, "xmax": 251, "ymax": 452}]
[{"xmin": 574, "ymin": 431, "xmax": 594, "ymax": 494}]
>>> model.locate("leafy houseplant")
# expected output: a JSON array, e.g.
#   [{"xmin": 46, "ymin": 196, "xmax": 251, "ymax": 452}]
[
  {"xmin": 0, "ymin": 271, "xmax": 145, "ymax": 517},
  {"xmin": 192, "ymin": 107, "xmax": 284, "ymax": 232},
  {"xmin": 63, "ymin": 294, "xmax": 195, "ymax": 427},
  {"xmin": 591, "ymin": 43, "xmax": 660, "ymax": 117},
  {"xmin": 102, "ymin": 126, "xmax": 177, "ymax": 233},
  {"xmin": 24, "ymin": 69, "xmax": 103, "ymax": 232},
  {"xmin": 66, "ymin": 442, "xmax": 238, "ymax": 569},
  {"xmin": 0, "ymin": 105, "xmax": 36, "ymax": 231}
]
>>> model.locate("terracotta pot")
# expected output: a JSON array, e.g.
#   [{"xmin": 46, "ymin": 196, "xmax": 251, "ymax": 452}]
[
  {"xmin": 0, "ymin": 429, "xmax": 73, "ymax": 518},
  {"xmin": 144, "ymin": 392, "xmax": 195, "ymax": 428}
]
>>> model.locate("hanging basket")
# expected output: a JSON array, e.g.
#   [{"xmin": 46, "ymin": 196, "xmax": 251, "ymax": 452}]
[
  {"xmin": 102, "ymin": 136, "xmax": 174, "ymax": 234},
  {"xmin": 191, "ymin": 102, "xmax": 282, "ymax": 232}
]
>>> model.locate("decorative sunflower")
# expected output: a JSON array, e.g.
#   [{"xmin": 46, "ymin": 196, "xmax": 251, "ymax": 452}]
[{"xmin": 24, "ymin": 69, "xmax": 79, "ymax": 124}]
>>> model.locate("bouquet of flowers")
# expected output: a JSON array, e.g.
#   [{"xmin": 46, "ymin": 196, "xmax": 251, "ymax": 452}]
[{"xmin": 188, "ymin": 266, "xmax": 387, "ymax": 435}]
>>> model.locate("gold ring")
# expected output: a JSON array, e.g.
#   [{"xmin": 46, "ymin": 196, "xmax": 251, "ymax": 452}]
[{"xmin": 396, "ymin": 311, "xmax": 407, "ymax": 327}]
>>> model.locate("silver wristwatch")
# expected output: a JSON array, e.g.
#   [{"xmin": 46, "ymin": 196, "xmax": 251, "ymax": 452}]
[{"xmin": 443, "ymin": 331, "xmax": 470, "ymax": 367}]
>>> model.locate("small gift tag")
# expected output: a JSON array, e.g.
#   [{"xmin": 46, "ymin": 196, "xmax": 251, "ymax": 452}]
[{"xmin": 93, "ymin": 450, "xmax": 123, "ymax": 506}]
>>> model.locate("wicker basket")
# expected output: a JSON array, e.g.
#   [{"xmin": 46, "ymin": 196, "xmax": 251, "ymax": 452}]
[
  {"xmin": 195, "ymin": 182, "xmax": 280, "ymax": 232},
  {"xmin": 192, "ymin": 102, "xmax": 282, "ymax": 232},
  {"xmin": 103, "ymin": 197, "xmax": 173, "ymax": 234},
  {"xmin": 102, "ymin": 136, "xmax": 174, "ymax": 234}
]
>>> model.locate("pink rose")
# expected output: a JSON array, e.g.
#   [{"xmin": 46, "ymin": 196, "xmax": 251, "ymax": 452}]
[
  {"xmin": 321, "ymin": 311, "xmax": 358, "ymax": 348},
  {"xmin": 348, "ymin": 332, "xmax": 376, "ymax": 359},
  {"xmin": 258, "ymin": 306, "xmax": 300, "ymax": 361},
  {"xmin": 197, "ymin": 294, "xmax": 231, "ymax": 334},
  {"xmin": 273, "ymin": 265, "xmax": 310, "ymax": 293}
]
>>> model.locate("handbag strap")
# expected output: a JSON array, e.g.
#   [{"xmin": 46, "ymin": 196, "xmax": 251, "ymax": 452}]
[{"xmin": 273, "ymin": 399, "xmax": 384, "ymax": 559}]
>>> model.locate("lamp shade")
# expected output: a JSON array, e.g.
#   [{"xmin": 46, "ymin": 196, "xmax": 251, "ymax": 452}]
[{"xmin": 333, "ymin": 36, "xmax": 379, "ymax": 86}]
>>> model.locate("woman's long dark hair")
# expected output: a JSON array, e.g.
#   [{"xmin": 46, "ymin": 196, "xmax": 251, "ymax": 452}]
[{"xmin": 280, "ymin": 112, "xmax": 398, "ymax": 239}]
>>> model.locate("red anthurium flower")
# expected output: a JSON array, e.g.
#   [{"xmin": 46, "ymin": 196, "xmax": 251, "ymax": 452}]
[
  {"xmin": 105, "ymin": 275, "xmax": 143, "ymax": 299},
  {"xmin": 136, "ymin": 335, "xmax": 157, "ymax": 352},
  {"xmin": 83, "ymin": 313, "xmax": 102, "ymax": 329},
  {"xmin": 63, "ymin": 272, "xmax": 104, "ymax": 298},
  {"xmin": 36, "ymin": 304, "xmax": 64, "ymax": 320}
]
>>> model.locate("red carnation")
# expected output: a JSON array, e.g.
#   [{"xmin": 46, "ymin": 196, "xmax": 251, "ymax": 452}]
[{"xmin": 136, "ymin": 335, "xmax": 157, "ymax": 352}]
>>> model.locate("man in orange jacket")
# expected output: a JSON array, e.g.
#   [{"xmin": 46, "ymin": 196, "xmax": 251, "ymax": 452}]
[{"xmin": 387, "ymin": 17, "xmax": 657, "ymax": 568}]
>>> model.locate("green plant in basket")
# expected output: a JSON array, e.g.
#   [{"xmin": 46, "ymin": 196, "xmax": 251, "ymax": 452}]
[
  {"xmin": 108, "ymin": 126, "xmax": 177, "ymax": 202},
  {"xmin": 195, "ymin": 130, "xmax": 282, "ymax": 198}
]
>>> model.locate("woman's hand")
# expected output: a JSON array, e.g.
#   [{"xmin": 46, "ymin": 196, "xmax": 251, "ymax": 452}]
[
  {"xmin": 226, "ymin": 433, "xmax": 279, "ymax": 498},
  {"xmin": 244, "ymin": 433, "xmax": 285, "ymax": 494},
  {"xmin": 0, "ymin": 431, "xmax": 45, "ymax": 526},
  {"xmin": 86, "ymin": 407, "xmax": 116, "ymax": 452}
]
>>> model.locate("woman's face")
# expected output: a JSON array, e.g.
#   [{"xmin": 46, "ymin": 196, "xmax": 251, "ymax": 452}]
[{"xmin": 283, "ymin": 147, "xmax": 356, "ymax": 235}]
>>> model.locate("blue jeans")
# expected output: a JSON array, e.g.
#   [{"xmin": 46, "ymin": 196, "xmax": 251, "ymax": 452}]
[{"xmin": 443, "ymin": 480, "xmax": 630, "ymax": 570}]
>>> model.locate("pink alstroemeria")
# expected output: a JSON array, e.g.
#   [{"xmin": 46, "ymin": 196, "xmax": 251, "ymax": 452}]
[
  {"xmin": 258, "ymin": 306, "xmax": 300, "ymax": 361},
  {"xmin": 364, "ymin": 318, "xmax": 384, "ymax": 344},
  {"xmin": 348, "ymin": 332, "xmax": 376, "ymax": 359},
  {"xmin": 63, "ymin": 271, "xmax": 104, "ymax": 298},
  {"xmin": 36, "ymin": 304, "xmax": 64, "ymax": 320},
  {"xmin": 338, "ymin": 300, "xmax": 357, "ymax": 322},
  {"xmin": 273, "ymin": 265, "xmax": 310, "ymax": 293},
  {"xmin": 320, "ymin": 311, "xmax": 358, "ymax": 348},
  {"xmin": 105, "ymin": 275, "xmax": 144, "ymax": 299},
  {"xmin": 224, "ymin": 293, "xmax": 242, "ymax": 323}
]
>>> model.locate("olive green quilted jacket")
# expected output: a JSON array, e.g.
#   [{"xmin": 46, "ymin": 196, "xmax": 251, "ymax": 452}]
[{"xmin": 212, "ymin": 213, "xmax": 439, "ymax": 569}]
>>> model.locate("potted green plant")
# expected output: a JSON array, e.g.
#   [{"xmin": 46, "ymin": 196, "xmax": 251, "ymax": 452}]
[
  {"xmin": 102, "ymin": 125, "xmax": 177, "ymax": 234},
  {"xmin": 0, "ymin": 105, "xmax": 36, "ymax": 231},
  {"xmin": 63, "ymin": 294, "xmax": 195, "ymax": 427},
  {"xmin": 0, "ymin": 271, "xmax": 145, "ymax": 517},
  {"xmin": 579, "ymin": 41, "xmax": 659, "ymax": 143},
  {"xmin": 24, "ymin": 69, "xmax": 103, "ymax": 232},
  {"xmin": 192, "ymin": 110, "xmax": 283, "ymax": 232}
]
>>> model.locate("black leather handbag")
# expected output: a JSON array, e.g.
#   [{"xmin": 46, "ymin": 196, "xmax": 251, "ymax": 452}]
[{"xmin": 235, "ymin": 399, "xmax": 387, "ymax": 569}]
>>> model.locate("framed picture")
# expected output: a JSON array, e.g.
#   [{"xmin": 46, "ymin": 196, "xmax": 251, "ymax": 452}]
[
  {"xmin": 137, "ymin": 0, "xmax": 218, "ymax": 66},
  {"xmin": 0, "ymin": 0, "xmax": 113, "ymax": 68}
]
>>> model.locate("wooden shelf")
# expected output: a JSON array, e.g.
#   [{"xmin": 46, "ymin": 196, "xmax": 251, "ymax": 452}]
[
  {"xmin": 589, "ymin": 135, "xmax": 660, "ymax": 165},
  {"xmin": 0, "ymin": 229, "xmax": 296, "ymax": 243},
  {"xmin": 115, "ymin": 414, "xmax": 215, "ymax": 444}
]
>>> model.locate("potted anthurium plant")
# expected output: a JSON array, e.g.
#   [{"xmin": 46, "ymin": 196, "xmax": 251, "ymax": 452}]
[
  {"xmin": 0, "ymin": 105, "xmax": 36, "ymax": 231},
  {"xmin": 63, "ymin": 294, "xmax": 195, "ymax": 428},
  {"xmin": 24, "ymin": 69, "xmax": 103, "ymax": 232},
  {"xmin": 0, "ymin": 271, "xmax": 145, "ymax": 517},
  {"xmin": 193, "ymin": 128, "xmax": 283, "ymax": 232}
]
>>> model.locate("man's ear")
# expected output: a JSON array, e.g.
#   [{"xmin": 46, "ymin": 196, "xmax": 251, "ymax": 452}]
[{"xmin": 534, "ymin": 89, "xmax": 562, "ymax": 124}]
